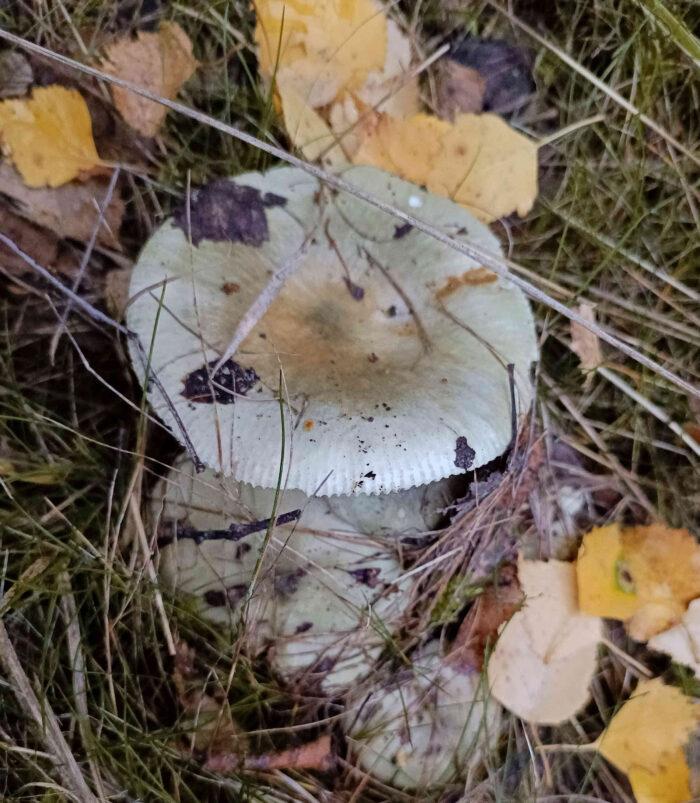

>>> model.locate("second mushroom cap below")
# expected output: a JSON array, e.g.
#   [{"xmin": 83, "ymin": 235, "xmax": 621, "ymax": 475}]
[{"xmin": 127, "ymin": 165, "xmax": 538, "ymax": 495}]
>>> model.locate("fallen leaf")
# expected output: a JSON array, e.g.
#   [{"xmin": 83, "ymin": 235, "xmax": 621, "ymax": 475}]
[
  {"xmin": 352, "ymin": 18, "xmax": 419, "ymax": 118},
  {"xmin": 0, "ymin": 163, "xmax": 123, "ymax": 248},
  {"xmin": 449, "ymin": 37, "xmax": 534, "ymax": 115},
  {"xmin": 102, "ymin": 22, "xmax": 198, "ymax": 137},
  {"xmin": 447, "ymin": 565, "xmax": 523, "ymax": 671},
  {"xmin": 577, "ymin": 524, "xmax": 700, "ymax": 640},
  {"xmin": 434, "ymin": 60, "xmax": 485, "ymax": 120},
  {"xmin": 254, "ymin": 0, "xmax": 387, "ymax": 108},
  {"xmin": 0, "ymin": 204, "xmax": 59, "ymax": 276},
  {"xmin": 648, "ymin": 598, "xmax": 700, "ymax": 675},
  {"xmin": 0, "ymin": 51, "xmax": 33, "ymax": 98},
  {"xmin": 0, "ymin": 86, "xmax": 100, "ymax": 187},
  {"xmin": 628, "ymin": 748, "xmax": 692, "ymax": 803},
  {"xmin": 570, "ymin": 301, "xmax": 602, "ymax": 376},
  {"xmin": 596, "ymin": 678, "xmax": 700, "ymax": 803},
  {"xmin": 487, "ymin": 557, "xmax": 602, "ymax": 724},
  {"xmin": 104, "ymin": 266, "xmax": 133, "ymax": 320},
  {"xmin": 278, "ymin": 83, "xmax": 346, "ymax": 166},
  {"xmin": 353, "ymin": 112, "xmax": 538, "ymax": 222}
]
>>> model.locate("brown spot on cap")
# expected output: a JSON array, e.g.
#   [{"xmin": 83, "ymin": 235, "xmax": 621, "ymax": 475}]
[
  {"xmin": 182, "ymin": 358, "xmax": 259, "ymax": 404},
  {"xmin": 173, "ymin": 180, "xmax": 286, "ymax": 247},
  {"xmin": 454, "ymin": 436, "xmax": 476, "ymax": 470},
  {"xmin": 304, "ymin": 419, "xmax": 314, "ymax": 431},
  {"xmin": 221, "ymin": 282, "xmax": 240, "ymax": 295},
  {"xmin": 436, "ymin": 268, "xmax": 498, "ymax": 300}
]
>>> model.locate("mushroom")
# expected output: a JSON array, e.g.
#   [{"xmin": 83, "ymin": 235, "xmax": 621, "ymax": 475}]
[
  {"xmin": 127, "ymin": 165, "xmax": 537, "ymax": 497},
  {"xmin": 153, "ymin": 456, "xmax": 410, "ymax": 692},
  {"xmin": 344, "ymin": 641, "xmax": 502, "ymax": 789}
]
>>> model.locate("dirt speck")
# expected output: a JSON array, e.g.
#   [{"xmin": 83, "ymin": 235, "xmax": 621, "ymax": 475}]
[
  {"xmin": 454, "ymin": 436, "xmax": 476, "ymax": 470},
  {"xmin": 181, "ymin": 358, "xmax": 259, "ymax": 404},
  {"xmin": 393, "ymin": 223, "xmax": 412, "ymax": 239},
  {"xmin": 304, "ymin": 419, "xmax": 314, "ymax": 431},
  {"xmin": 347, "ymin": 567, "xmax": 381, "ymax": 588},
  {"xmin": 344, "ymin": 277, "xmax": 365, "ymax": 301},
  {"xmin": 221, "ymin": 282, "xmax": 240, "ymax": 295}
]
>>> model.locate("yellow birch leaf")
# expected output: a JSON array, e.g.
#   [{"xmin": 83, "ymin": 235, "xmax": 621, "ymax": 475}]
[
  {"xmin": 628, "ymin": 748, "xmax": 692, "ymax": 803},
  {"xmin": 254, "ymin": 0, "xmax": 387, "ymax": 107},
  {"xmin": 596, "ymin": 678, "xmax": 700, "ymax": 779},
  {"xmin": 278, "ymin": 83, "xmax": 347, "ymax": 166},
  {"xmin": 648, "ymin": 598, "xmax": 700, "ymax": 676},
  {"xmin": 577, "ymin": 524, "xmax": 641, "ymax": 620},
  {"xmin": 353, "ymin": 112, "xmax": 538, "ymax": 223},
  {"xmin": 0, "ymin": 86, "xmax": 100, "ymax": 187},
  {"xmin": 102, "ymin": 22, "xmax": 198, "ymax": 137},
  {"xmin": 577, "ymin": 523, "xmax": 700, "ymax": 640}
]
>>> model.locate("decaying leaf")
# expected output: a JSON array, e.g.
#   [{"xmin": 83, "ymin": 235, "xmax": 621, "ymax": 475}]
[
  {"xmin": 434, "ymin": 60, "xmax": 485, "ymax": 120},
  {"xmin": 570, "ymin": 301, "xmax": 602, "ymax": 377},
  {"xmin": 0, "ymin": 86, "xmax": 100, "ymax": 187},
  {"xmin": 648, "ymin": 598, "xmax": 700, "ymax": 675},
  {"xmin": 353, "ymin": 112, "xmax": 538, "ymax": 222},
  {"xmin": 255, "ymin": 0, "xmax": 387, "ymax": 107},
  {"xmin": 596, "ymin": 678, "xmax": 700, "ymax": 803},
  {"xmin": 102, "ymin": 22, "xmax": 197, "ymax": 137},
  {"xmin": 448, "ymin": 37, "xmax": 534, "ymax": 115},
  {"xmin": 0, "ymin": 51, "xmax": 33, "ymax": 98},
  {"xmin": 487, "ymin": 557, "xmax": 602, "ymax": 724},
  {"xmin": 577, "ymin": 524, "xmax": 700, "ymax": 640},
  {"xmin": 0, "ymin": 163, "xmax": 123, "ymax": 248},
  {"xmin": 278, "ymin": 84, "xmax": 346, "ymax": 166},
  {"xmin": 104, "ymin": 266, "xmax": 133, "ymax": 320},
  {"xmin": 447, "ymin": 565, "xmax": 523, "ymax": 671}
]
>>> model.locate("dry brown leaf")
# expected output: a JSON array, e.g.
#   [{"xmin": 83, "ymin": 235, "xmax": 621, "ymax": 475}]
[
  {"xmin": 255, "ymin": 0, "xmax": 387, "ymax": 108},
  {"xmin": 0, "ymin": 86, "xmax": 100, "ymax": 187},
  {"xmin": 0, "ymin": 163, "xmax": 123, "ymax": 248},
  {"xmin": 570, "ymin": 301, "xmax": 602, "ymax": 376},
  {"xmin": 353, "ymin": 112, "xmax": 538, "ymax": 222},
  {"xmin": 487, "ymin": 557, "xmax": 602, "ymax": 724},
  {"xmin": 447, "ymin": 565, "xmax": 523, "ymax": 671},
  {"xmin": 102, "ymin": 22, "xmax": 197, "ymax": 137},
  {"xmin": 104, "ymin": 266, "xmax": 133, "ymax": 320},
  {"xmin": 434, "ymin": 60, "xmax": 485, "ymax": 120},
  {"xmin": 577, "ymin": 524, "xmax": 700, "ymax": 640}
]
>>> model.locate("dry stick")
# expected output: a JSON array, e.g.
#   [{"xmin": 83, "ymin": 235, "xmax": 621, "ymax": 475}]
[
  {"xmin": 0, "ymin": 619, "xmax": 98, "ymax": 803},
  {"xmin": 0, "ymin": 30, "xmax": 697, "ymax": 401},
  {"xmin": 60, "ymin": 578, "xmax": 109, "ymax": 801},
  {"xmin": 50, "ymin": 167, "xmax": 121, "ymax": 363},
  {"xmin": 488, "ymin": 1, "xmax": 700, "ymax": 168},
  {"xmin": 0, "ymin": 232, "xmax": 204, "ymax": 470},
  {"xmin": 598, "ymin": 365, "xmax": 700, "ymax": 458}
]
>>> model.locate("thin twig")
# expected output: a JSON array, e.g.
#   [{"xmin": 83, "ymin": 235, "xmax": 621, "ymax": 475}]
[{"xmin": 0, "ymin": 31, "xmax": 697, "ymax": 399}]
